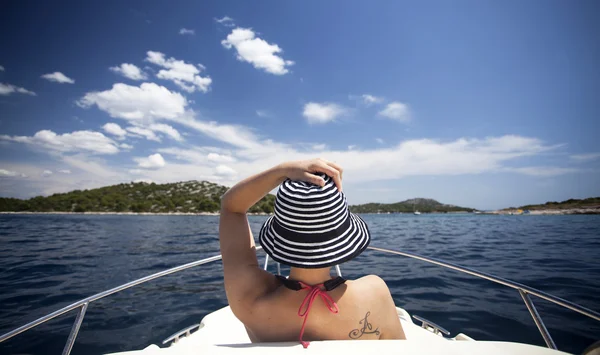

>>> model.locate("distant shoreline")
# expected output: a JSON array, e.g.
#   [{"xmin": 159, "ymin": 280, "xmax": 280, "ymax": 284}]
[
  {"xmin": 492, "ymin": 208, "xmax": 600, "ymax": 215},
  {"xmin": 354, "ymin": 208, "xmax": 599, "ymax": 215},
  {"xmin": 1, "ymin": 209, "xmax": 598, "ymax": 216},
  {"xmin": 0, "ymin": 211, "xmax": 268, "ymax": 216}
]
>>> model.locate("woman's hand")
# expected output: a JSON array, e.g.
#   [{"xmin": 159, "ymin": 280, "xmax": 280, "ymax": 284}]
[
  {"xmin": 280, "ymin": 158, "xmax": 344, "ymax": 192},
  {"xmin": 221, "ymin": 158, "xmax": 344, "ymax": 214}
]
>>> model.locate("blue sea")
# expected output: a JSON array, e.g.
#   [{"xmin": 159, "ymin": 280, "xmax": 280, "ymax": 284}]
[{"xmin": 0, "ymin": 214, "xmax": 598, "ymax": 354}]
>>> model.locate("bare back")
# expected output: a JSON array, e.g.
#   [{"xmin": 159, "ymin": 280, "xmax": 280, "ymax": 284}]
[{"xmin": 234, "ymin": 274, "xmax": 405, "ymax": 343}]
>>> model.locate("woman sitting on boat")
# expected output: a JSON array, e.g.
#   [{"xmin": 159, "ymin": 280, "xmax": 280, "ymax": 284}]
[{"xmin": 219, "ymin": 158, "xmax": 406, "ymax": 348}]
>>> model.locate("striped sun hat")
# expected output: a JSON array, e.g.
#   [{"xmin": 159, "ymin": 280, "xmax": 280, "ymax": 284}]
[{"xmin": 258, "ymin": 173, "xmax": 371, "ymax": 269}]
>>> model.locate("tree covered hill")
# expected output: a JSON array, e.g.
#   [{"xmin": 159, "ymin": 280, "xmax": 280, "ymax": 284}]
[
  {"xmin": 0, "ymin": 181, "xmax": 275, "ymax": 214},
  {"xmin": 507, "ymin": 197, "xmax": 600, "ymax": 211},
  {"xmin": 0, "ymin": 181, "xmax": 474, "ymax": 214},
  {"xmin": 349, "ymin": 198, "xmax": 475, "ymax": 213}
]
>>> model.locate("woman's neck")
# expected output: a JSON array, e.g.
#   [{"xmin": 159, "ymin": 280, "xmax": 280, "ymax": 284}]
[{"xmin": 288, "ymin": 266, "xmax": 333, "ymax": 285}]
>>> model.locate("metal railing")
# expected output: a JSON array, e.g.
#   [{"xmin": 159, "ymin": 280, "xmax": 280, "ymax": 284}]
[
  {"xmin": 0, "ymin": 250, "xmax": 232, "ymax": 355},
  {"xmin": 1, "ymin": 245, "xmax": 599, "ymax": 354},
  {"xmin": 366, "ymin": 246, "xmax": 600, "ymax": 349}
]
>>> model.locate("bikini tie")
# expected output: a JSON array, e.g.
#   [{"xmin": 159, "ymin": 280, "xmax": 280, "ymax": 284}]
[{"xmin": 296, "ymin": 281, "xmax": 339, "ymax": 348}]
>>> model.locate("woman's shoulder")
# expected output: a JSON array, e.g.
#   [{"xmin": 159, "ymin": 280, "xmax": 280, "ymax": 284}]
[
  {"xmin": 342, "ymin": 275, "xmax": 402, "ymax": 339},
  {"xmin": 351, "ymin": 274, "xmax": 389, "ymax": 288},
  {"xmin": 347, "ymin": 274, "xmax": 393, "ymax": 298}
]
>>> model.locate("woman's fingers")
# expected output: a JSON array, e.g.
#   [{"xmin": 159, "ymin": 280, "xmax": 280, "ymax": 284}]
[
  {"xmin": 312, "ymin": 160, "xmax": 343, "ymax": 192},
  {"xmin": 303, "ymin": 172, "xmax": 325, "ymax": 186},
  {"xmin": 322, "ymin": 160, "xmax": 343, "ymax": 180},
  {"xmin": 284, "ymin": 158, "xmax": 344, "ymax": 191},
  {"xmin": 320, "ymin": 159, "xmax": 343, "ymax": 191}
]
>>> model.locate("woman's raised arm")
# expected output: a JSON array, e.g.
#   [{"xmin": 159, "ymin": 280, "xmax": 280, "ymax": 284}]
[{"xmin": 219, "ymin": 159, "xmax": 342, "ymax": 315}]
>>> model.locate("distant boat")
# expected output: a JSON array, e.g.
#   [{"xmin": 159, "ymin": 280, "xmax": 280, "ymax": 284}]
[{"xmin": 413, "ymin": 201, "xmax": 421, "ymax": 215}]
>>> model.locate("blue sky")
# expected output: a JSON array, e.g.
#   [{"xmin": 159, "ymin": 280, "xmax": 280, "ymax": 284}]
[{"xmin": 0, "ymin": 1, "xmax": 598, "ymax": 210}]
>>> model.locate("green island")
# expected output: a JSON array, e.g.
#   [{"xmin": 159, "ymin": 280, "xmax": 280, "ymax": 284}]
[
  {"xmin": 0, "ymin": 181, "xmax": 275, "ymax": 214},
  {"xmin": 0, "ymin": 182, "xmax": 473, "ymax": 214},
  {"xmin": 500, "ymin": 197, "xmax": 600, "ymax": 214},
  {"xmin": 349, "ymin": 198, "xmax": 474, "ymax": 214}
]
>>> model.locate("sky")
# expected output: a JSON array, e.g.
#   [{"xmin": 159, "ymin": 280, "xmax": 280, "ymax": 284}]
[{"xmin": 0, "ymin": 1, "xmax": 599, "ymax": 210}]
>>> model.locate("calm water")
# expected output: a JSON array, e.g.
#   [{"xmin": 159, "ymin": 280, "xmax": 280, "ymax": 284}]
[{"xmin": 0, "ymin": 214, "xmax": 598, "ymax": 354}]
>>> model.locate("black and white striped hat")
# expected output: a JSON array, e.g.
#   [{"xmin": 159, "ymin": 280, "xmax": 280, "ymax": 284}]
[{"xmin": 258, "ymin": 173, "xmax": 371, "ymax": 269}]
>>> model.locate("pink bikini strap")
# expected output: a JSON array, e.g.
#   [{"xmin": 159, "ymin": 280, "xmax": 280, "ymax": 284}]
[{"xmin": 296, "ymin": 281, "xmax": 339, "ymax": 349}]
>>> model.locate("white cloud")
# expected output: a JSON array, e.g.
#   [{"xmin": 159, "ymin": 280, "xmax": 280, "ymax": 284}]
[
  {"xmin": 170, "ymin": 116, "xmax": 268, "ymax": 149},
  {"xmin": 0, "ymin": 169, "xmax": 27, "ymax": 178},
  {"xmin": 215, "ymin": 164, "xmax": 237, "ymax": 177},
  {"xmin": 215, "ymin": 16, "xmax": 235, "ymax": 27},
  {"xmin": 348, "ymin": 145, "xmax": 356, "ymax": 150},
  {"xmin": 379, "ymin": 102, "xmax": 410, "ymax": 122},
  {"xmin": 0, "ymin": 159, "xmax": 125, "ymax": 199},
  {"xmin": 221, "ymin": 28, "xmax": 294, "ymax": 75},
  {"xmin": 157, "ymin": 146, "xmax": 232, "ymax": 165},
  {"xmin": 120, "ymin": 143, "xmax": 133, "ymax": 150},
  {"xmin": 312, "ymin": 143, "xmax": 328, "ymax": 151},
  {"xmin": 0, "ymin": 130, "xmax": 120, "ymax": 154},
  {"xmin": 135, "ymin": 153, "xmax": 166, "ymax": 169},
  {"xmin": 155, "ymin": 147, "xmax": 204, "ymax": 164},
  {"xmin": 63, "ymin": 155, "xmax": 118, "ymax": 178},
  {"xmin": 303, "ymin": 102, "xmax": 347, "ymax": 124},
  {"xmin": 0, "ymin": 83, "xmax": 36, "ymax": 96},
  {"xmin": 121, "ymin": 124, "xmax": 181, "ymax": 142},
  {"xmin": 149, "ymin": 123, "xmax": 183, "ymax": 141},
  {"xmin": 41, "ymin": 170, "xmax": 53, "ymax": 177},
  {"xmin": 376, "ymin": 138, "xmax": 384, "ymax": 144},
  {"xmin": 179, "ymin": 28, "xmax": 195, "ymax": 35},
  {"xmin": 321, "ymin": 136, "xmax": 557, "ymax": 182},
  {"xmin": 361, "ymin": 94, "xmax": 384, "ymax": 105},
  {"xmin": 0, "ymin": 65, "xmax": 4, "ymax": 71},
  {"xmin": 41, "ymin": 72, "xmax": 75, "ymax": 84},
  {"xmin": 126, "ymin": 126, "xmax": 160, "ymax": 142},
  {"xmin": 109, "ymin": 63, "xmax": 147, "ymax": 81},
  {"xmin": 104, "ymin": 121, "xmax": 182, "ymax": 145},
  {"xmin": 78, "ymin": 82, "xmax": 188, "ymax": 121},
  {"xmin": 208, "ymin": 152, "xmax": 236, "ymax": 163},
  {"xmin": 149, "ymin": 135, "xmax": 566, "ymax": 191},
  {"xmin": 102, "ymin": 123, "xmax": 128, "ymax": 138},
  {"xmin": 508, "ymin": 167, "xmax": 578, "ymax": 177},
  {"xmin": 145, "ymin": 51, "xmax": 212, "ymax": 93},
  {"xmin": 0, "ymin": 169, "xmax": 16, "ymax": 177},
  {"xmin": 256, "ymin": 110, "xmax": 271, "ymax": 118},
  {"xmin": 2, "ymin": 129, "xmax": 561, "ymax": 201},
  {"xmin": 77, "ymin": 82, "xmax": 275, "ymax": 150},
  {"xmin": 58, "ymin": 169, "xmax": 71, "ymax": 174},
  {"xmin": 570, "ymin": 153, "xmax": 600, "ymax": 162}
]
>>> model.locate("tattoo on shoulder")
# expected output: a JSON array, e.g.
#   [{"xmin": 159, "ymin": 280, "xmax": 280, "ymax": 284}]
[{"xmin": 349, "ymin": 311, "xmax": 380, "ymax": 339}]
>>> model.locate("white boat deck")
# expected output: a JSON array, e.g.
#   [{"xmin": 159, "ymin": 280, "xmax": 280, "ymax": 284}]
[{"xmin": 107, "ymin": 306, "xmax": 569, "ymax": 355}]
